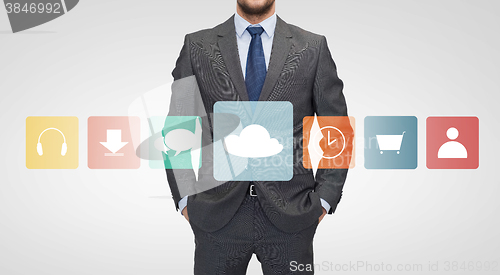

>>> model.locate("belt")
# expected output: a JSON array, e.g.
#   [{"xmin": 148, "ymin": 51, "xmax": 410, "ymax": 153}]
[{"xmin": 249, "ymin": 184, "xmax": 257, "ymax": 197}]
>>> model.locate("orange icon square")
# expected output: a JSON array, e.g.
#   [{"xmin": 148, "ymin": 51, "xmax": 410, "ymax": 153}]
[{"xmin": 303, "ymin": 116, "xmax": 355, "ymax": 169}]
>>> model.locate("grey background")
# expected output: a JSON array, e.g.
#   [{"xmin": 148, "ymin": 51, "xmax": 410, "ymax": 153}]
[{"xmin": 1, "ymin": 0, "xmax": 499, "ymax": 274}]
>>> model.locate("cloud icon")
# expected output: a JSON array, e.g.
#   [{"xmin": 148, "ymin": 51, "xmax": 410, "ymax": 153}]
[{"xmin": 224, "ymin": 124, "xmax": 283, "ymax": 158}]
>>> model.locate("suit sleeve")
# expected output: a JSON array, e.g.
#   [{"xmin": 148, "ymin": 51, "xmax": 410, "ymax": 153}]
[
  {"xmin": 166, "ymin": 35, "xmax": 195, "ymax": 210},
  {"xmin": 172, "ymin": 35, "xmax": 194, "ymax": 81},
  {"xmin": 312, "ymin": 35, "xmax": 351, "ymax": 214}
]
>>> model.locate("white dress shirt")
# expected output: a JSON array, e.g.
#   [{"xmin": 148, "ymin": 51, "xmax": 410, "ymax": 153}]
[
  {"xmin": 178, "ymin": 13, "xmax": 331, "ymax": 215},
  {"xmin": 234, "ymin": 11, "xmax": 276, "ymax": 77}
]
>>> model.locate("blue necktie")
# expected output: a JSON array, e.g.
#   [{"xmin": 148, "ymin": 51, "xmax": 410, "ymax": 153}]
[{"xmin": 245, "ymin": 26, "xmax": 267, "ymax": 101}]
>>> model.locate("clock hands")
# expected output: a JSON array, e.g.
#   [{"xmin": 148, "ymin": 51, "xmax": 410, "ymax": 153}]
[{"xmin": 327, "ymin": 131, "xmax": 338, "ymax": 146}]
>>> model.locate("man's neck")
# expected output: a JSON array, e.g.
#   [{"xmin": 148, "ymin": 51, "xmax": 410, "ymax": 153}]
[{"xmin": 236, "ymin": 6, "xmax": 275, "ymax": 25}]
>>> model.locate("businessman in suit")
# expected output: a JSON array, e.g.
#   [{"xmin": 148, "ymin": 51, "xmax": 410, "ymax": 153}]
[{"xmin": 167, "ymin": 0, "xmax": 350, "ymax": 274}]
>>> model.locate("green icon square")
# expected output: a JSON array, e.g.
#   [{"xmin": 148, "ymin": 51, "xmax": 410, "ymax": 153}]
[{"xmin": 149, "ymin": 116, "xmax": 202, "ymax": 170}]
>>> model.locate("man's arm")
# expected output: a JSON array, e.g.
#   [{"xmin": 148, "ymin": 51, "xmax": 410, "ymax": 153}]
[
  {"xmin": 313, "ymin": 36, "xmax": 350, "ymax": 214},
  {"xmin": 166, "ymin": 34, "xmax": 195, "ymax": 210}
]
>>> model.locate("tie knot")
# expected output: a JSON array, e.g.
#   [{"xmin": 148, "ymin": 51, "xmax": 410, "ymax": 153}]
[{"xmin": 247, "ymin": 26, "xmax": 264, "ymax": 37}]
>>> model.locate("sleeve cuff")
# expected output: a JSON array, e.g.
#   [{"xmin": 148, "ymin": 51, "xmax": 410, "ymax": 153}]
[
  {"xmin": 178, "ymin": 196, "xmax": 188, "ymax": 216},
  {"xmin": 320, "ymin": 198, "xmax": 331, "ymax": 213}
]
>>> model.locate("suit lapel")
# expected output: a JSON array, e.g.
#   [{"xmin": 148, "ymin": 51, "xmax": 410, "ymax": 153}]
[
  {"xmin": 258, "ymin": 16, "xmax": 293, "ymax": 102},
  {"xmin": 217, "ymin": 15, "xmax": 249, "ymax": 101}
]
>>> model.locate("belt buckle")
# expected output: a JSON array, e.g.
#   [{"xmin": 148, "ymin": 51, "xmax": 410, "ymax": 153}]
[{"xmin": 249, "ymin": 184, "xmax": 257, "ymax": 197}]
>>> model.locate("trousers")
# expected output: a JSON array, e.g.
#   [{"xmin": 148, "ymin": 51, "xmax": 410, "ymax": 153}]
[{"xmin": 190, "ymin": 193, "xmax": 319, "ymax": 274}]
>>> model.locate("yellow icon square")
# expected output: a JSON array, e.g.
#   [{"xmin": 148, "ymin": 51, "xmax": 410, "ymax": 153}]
[{"xmin": 26, "ymin": 116, "xmax": 79, "ymax": 169}]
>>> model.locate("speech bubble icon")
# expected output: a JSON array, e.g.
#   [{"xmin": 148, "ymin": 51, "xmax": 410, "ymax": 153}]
[
  {"xmin": 163, "ymin": 117, "xmax": 202, "ymax": 181},
  {"xmin": 164, "ymin": 128, "xmax": 197, "ymax": 157},
  {"xmin": 4, "ymin": 0, "xmax": 79, "ymax": 33}
]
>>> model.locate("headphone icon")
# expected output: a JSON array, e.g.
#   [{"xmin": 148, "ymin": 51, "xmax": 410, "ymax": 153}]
[{"xmin": 37, "ymin": 128, "xmax": 67, "ymax": 156}]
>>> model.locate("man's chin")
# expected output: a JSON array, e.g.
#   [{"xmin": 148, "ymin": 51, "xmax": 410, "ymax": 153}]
[{"xmin": 237, "ymin": 0, "xmax": 275, "ymax": 16}]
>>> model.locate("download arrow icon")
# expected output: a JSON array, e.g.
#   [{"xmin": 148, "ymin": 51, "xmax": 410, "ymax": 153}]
[{"xmin": 100, "ymin": 129, "xmax": 128, "ymax": 156}]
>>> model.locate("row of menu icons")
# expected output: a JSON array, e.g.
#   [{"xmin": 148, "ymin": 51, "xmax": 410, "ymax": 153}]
[{"xmin": 25, "ymin": 115, "xmax": 479, "ymax": 170}]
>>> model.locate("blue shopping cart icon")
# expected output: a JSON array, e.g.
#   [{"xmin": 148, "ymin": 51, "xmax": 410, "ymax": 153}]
[{"xmin": 364, "ymin": 116, "xmax": 418, "ymax": 169}]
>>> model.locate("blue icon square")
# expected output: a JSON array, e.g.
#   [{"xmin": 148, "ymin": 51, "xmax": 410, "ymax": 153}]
[
  {"xmin": 213, "ymin": 101, "xmax": 293, "ymax": 181},
  {"xmin": 364, "ymin": 116, "xmax": 418, "ymax": 169}
]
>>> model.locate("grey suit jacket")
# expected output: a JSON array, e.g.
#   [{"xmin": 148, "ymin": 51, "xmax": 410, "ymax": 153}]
[{"xmin": 167, "ymin": 15, "xmax": 349, "ymax": 233}]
